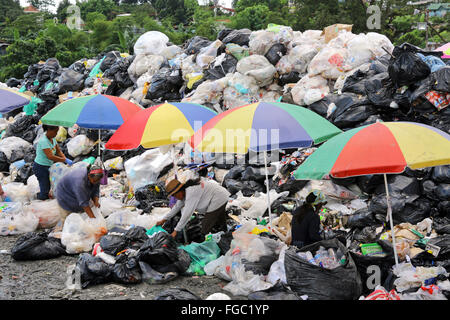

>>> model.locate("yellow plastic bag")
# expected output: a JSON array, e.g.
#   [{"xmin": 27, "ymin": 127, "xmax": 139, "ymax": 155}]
[{"xmin": 56, "ymin": 127, "xmax": 67, "ymax": 143}]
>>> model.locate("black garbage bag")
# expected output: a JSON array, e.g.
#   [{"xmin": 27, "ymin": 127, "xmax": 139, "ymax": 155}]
[
  {"xmin": 146, "ymin": 67, "xmax": 183, "ymax": 101},
  {"xmin": 435, "ymin": 184, "xmax": 450, "ymax": 201},
  {"xmin": 204, "ymin": 54, "xmax": 238, "ymax": 81},
  {"xmin": 241, "ymin": 166, "xmax": 268, "ymax": 182},
  {"xmin": 248, "ymin": 281, "xmax": 300, "ymax": 300},
  {"xmin": 329, "ymin": 93, "xmax": 371, "ymax": 121},
  {"xmin": 307, "ymin": 94, "xmax": 340, "ymax": 118},
  {"xmin": 112, "ymin": 255, "xmax": 142, "ymax": 285},
  {"xmin": 11, "ymin": 231, "xmax": 67, "ymax": 261},
  {"xmin": 356, "ymin": 174, "xmax": 384, "ymax": 194},
  {"xmin": 139, "ymin": 261, "xmax": 179, "ymax": 284},
  {"xmin": 349, "ymin": 246, "xmax": 396, "ymax": 295},
  {"xmin": 278, "ymin": 71, "xmax": 301, "ymax": 86},
  {"xmin": 76, "ymin": 253, "xmax": 113, "ymax": 288},
  {"xmin": 36, "ymin": 58, "xmax": 62, "ymax": 85},
  {"xmin": 185, "ymin": 36, "xmax": 212, "ymax": 55},
  {"xmin": 411, "ymin": 235, "xmax": 450, "ymax": 268},
  {"xmin": 352, "ymin": 226, "xmax": 380, "ymax": 243},
  {"xmin": 125, "ymin": 226, "xmax": 150, "ymax": 249},
  {"xmin": 15, "ymin": 162, "xmax": 34, "ymax": 183},
  {"xmin": 432, "ymin": 165, "xmax": 450, "ymax": 184},
  {"xmin": 364, "ymin": 72, "xmax": 397, "ymax": 108},
  {"xmin": 345, "ymin": 208, "xmax": 383, "ymax": 229},
  {"xmin": 69, "ymin": 61, "xmax": 86, "ymax": 74},
  {"xmin": 437, "ymin": 201, "xmax": 450, "ymax": 216},
  {"xmin": 99, "ymin": 51, "xmax": 121, "ymax": 72},
  {"xmin": 221, "ymin": 29, "xmax": 252, "ymax": 46},
  {"xmin": 388, "ymin": 44, "xmax": 431, "ymax": 88},
  {"xmin": 275, "ymin": 179, "xmax": 308, "ymax": 197},
  {"xmin": 396, "ymin": 197, "xmax": 432, "ymax": 225},
  {"xmin": 217, "ymin": 28, "xmax": 233, "ymax": 41},
  {"xmin": 433, "ymin": 217, "xmax": 450, "ymax": 235},
  {"xmin": 154, "ymin": 288, "xmax": 201, "ymax": 300},
  {"xmin": 4, "ymin": 114, "xmax": 38, "ymax": 139},
  {"xmin": 265, "ymin": 43, "xmax": 287, "ymax": 65},
  {"xmin": 422, "ymin": 179, "xmax": 439, "ymax": 201},
  {"xmin": 134, "ymin": 182, "xmax": 168, "ymax": 213},
  {"xmin": 243, "ymin": 255, "xmax": 278, "ymax": 276},
  {"xmin": 0, "ymin": 151, "xmax": 9, "ymax": 172},
  {"xmin": 332, "ymin": 104, "xmax": 377, "ymax": 129},
  {"xmin": 217, "ymin": 230, "xmax": 233, "ymax": 256},
  {"xmin": 342, "ymin": 69, "xmax": 379, "ymax": 95},
  {"xmin": 99, "ymin": 233, "xmax": 129, "ymax": 256},
  {"xmin": 56, "ymin": 69, "xmax": 85, "ymax": 93},
  {"xmin": 223, "ymin": 164, "xmax": 246, "ymax": 180},
  {"xmin": 102, "ymin": 56, "xmax": 134, "ymax": 89},
  {"xmin": 284, "ymin": 239, "xmax": 363, "ymax": 300},
  {"xmin": 137, "ymin": 232, "xmax": 180, "ymax": 273},
  {"xmin": 430, "ymin": 66, "xmax": 450, "ymax": 92},
  {"xmin": 6, "ymin": 78, "xmax": 22, "ymax": 88}
]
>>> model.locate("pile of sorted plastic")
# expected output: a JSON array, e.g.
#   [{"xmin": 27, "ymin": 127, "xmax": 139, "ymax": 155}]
[{"xmin": 0, "ymin": 23, "xmax": 449, "ymax": 300}]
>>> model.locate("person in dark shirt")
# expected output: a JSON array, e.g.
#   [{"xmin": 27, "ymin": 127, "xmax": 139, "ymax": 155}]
[{"xmin": 291, "ymin": 190, "xmax": 327, "ymax": 249}]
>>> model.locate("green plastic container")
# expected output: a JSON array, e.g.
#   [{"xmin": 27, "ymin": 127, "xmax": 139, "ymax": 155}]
[{"xmin": 361, "ymin": 243, "xmax": 385, "ymax": 257}]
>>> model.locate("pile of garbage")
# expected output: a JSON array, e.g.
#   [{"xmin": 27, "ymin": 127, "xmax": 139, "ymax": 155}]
[{"xmin": 0, "ymin": 23, "xmax": 449, "ymax": 300}]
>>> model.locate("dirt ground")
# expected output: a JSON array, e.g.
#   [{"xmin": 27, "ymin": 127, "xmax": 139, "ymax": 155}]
[{"xmin": 0, "ymin": 234, "xmax": 247, "ymax": 300}]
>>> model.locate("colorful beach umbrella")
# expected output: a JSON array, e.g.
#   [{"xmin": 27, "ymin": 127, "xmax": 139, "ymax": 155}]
[
  {"xmin": 40, "ymin": 94, "xmax": 142, "ymax": 130},
  {"xmin": 0, "ymin": 87, "xmax": 32, "ymax": 113},
  {"xmin": 189, "ymin": 102, "xmax": 342, "ymax": 154},
  {"xmin": 435, "ymin": 42, "xmax": 450, "ymax": 59},
  {"xmin": 105, "ymin": 102, "xmax": 218, "ymax": 150},
  {"xmin": 293, "ymin": 121, "xmax": 450, "ymax": 266}
]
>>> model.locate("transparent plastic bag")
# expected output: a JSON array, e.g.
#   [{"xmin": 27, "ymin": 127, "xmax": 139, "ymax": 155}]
[
  {"xmin": 67, "ymin": 134, "xmax": 95, "ymax": 158},
  {"xmin": 61, "ymin": 207, "xmax": 108, "ymax": 254},
  {"xmin": 0, "ymin": 202, "xmax": 38, "ymax": 235},
  {"xmin": 308, "ymin": 46, "xmax": 351, "ymax": 79},
  {"xmin": 104, "ymin": 156, "xmax": 124, "ymax": 171},
  {"xmin": 2, "ymin": 182, "xmax": 30, "ymax": 203},
  {"xmin": 99, "ymin": 197, "xmax": 124, "ymax": 217},
  {"xmin": 0, "ymin": 136, "xmax": 31, "ymax": 161},
  {"xmin": 236, "ymin": 55, "xmax": 277, "ymax": 87},
  {"xmin": 133, "ymin": 31, "xmax": 169, "ymax": 56},
  {"xmin": 248, "ymin": 30, "xmax": 278, "ymax": 56},
  {"xmin": 291, "ymin": 75, "xmax": 329, "ymax": 106},
  {"xmin": 26, "ymin": 175, "xmax": 40, "ymax": 201},
  {"xmin": 196, "ymin": 40, "xmax": 223, "ymax": 69},
  {"xmin": 23, "ymin": 199, "xmax": 61, "ymax": 229}
]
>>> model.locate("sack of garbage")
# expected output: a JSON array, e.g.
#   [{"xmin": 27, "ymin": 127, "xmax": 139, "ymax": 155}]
[
  {"xmin": 124, "ymin": 148, "xmax": 172, "ymax": 191},
  {"xmin": 0, "ymin": 136, "xmax": 32, "ymax": 162},
  {"xmin": 196, "ymin": 40, "xmax": 223, "ymax": 69},
  {"xmin": 223, "ymin": 72, "xmax": 259, "ymax": 109},
  {"xmin": 154, "ymin": 288, "xmax": 201, "ymax": 300},
  {"xmin": 0, "ymin": 202, "xmax": 38, "ymax": 236},
  {"xmin": 11, "ymin": 231, "xmax": 66, "ymax": 261},
  {"xmin": 67, "ymin": 134, "xmax": 95, "ymax": 158},
  {"xmin": 221, "ymin": 29, "xmax": 251, "ymax": 46},
  {"xmin": 308, "ymin": 46, "xmax": 350, "ymax": 80},
  {"xmin": 248, "ymin": 281, "xmax": 300, "ymax": 300},
  {"xmin": 179, "ymin": 240, "xmax": 221, "ymax": 276},
  {"xmin": 284, "ymin": 238, "xmax": 363, "ymax": 300},
  {"xmin": 61, "ymin": 208, "xmax": 108, "ymax": 254},
  {"xmin": 2, "ymin": 182, "xmax": 30, "ymax": 203},
  {"xmin": 277, "ymin": 43, "xmax": 319, "ymax": 75},
  {"xmin": 249, "ymin": 30, "xmax": 278, "ymax": 56},
  {"xmin": 128, "ymin": 54, "xmax": 165, "ymax": 83},
  {"xmin": 291, "ymin": 74, "xmax": 330, "ymax": 106},
  {"xmin": 133, "ymin": 31, "xmax": 169, "ymax": 56},
  {"xmin": 236, "ymin": 55, "xmax": 277, "ymax": 87},
  {"xmin": 75, "ymin": 253, "xmax": 113, "ymax": 288},
  {"xmin": 112, "ymin": 254, "xmax": 142, "ymax": 285},
  {"xmin": 23, "ymin": 199, "xmax": 61, "ymax": 229},
  {"xmin": 56, "ymin": 69, "xmax": 85, "ymax": 93}
]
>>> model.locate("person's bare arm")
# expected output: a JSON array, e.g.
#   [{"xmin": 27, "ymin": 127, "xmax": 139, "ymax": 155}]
[
  {"xmin": 43, "ymin": 148, "xmax": 66, "ymax": 163},
  {"xmin": 55, "ymin": 144, "xmax": 65, "ymax": 158},
  {"xmin": 83, "ymin": 206, "xmax": 96, "ymax": 219}
]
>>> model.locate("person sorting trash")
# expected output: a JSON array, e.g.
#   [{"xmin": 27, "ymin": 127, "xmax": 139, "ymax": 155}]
[
  {"xmin": 51, "ymin": 165, "xmax": 104, "ymax": 236},
  {"xmin": 290, "ymin": 190, "xmax": 327, "ymax": 248},
  {"xmin": 32, "ymin": 124, "xmax": 72, "ymax": 200},
  {"xmin": 156, "ymin": 176, "xmax": 231, "ymax": 239}
]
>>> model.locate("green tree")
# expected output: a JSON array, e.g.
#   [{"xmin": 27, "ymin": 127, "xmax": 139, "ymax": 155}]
[
  {"xmin": 29, "ymin": 0, "xmax": 56, "ymax": 11},
  {"xmin": 56, "ymin": 0, "xmax": 72, "ymax": 23},
  {"xmin": 0, "ymin": 0, "xmax": 23, "ymax": 25},
  {"xmin": 231, "ymin": 4, "xmax": 271, "ymax": 30}
]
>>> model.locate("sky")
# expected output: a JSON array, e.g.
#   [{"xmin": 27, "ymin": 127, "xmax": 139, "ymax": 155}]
[{"xmin": 19, "ymin": 0, "xmax": 234, "ymax": 14}]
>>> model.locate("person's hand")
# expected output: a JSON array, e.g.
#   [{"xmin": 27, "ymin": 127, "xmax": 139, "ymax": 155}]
[
  {"xmin": 93, "ymin": 198, "xmax": 100, "ymax": 208},
  {"xmin": 156, "ymin": 219, "xmax": 166, "ymax": 226},
  {"xmin": 171, "ymin": 230, "xmax": 177, "ymax": 238}
]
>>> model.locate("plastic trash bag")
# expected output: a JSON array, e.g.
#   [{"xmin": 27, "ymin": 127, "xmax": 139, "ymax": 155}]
[
  {"xmin": 67, "ymin": 134, "xmax": 95, "ymax": 158},
  {"xmin": 196, "ymin": 40, "xmax": 223, "ymax": 69},
  {"xmin": 308, "ymin": 46, "xmax": 350, "ymax": 80},
  {"xmin": 23, "ymin": 199, "xmax": 61, "ymax": 229},
  {"xmin": 221, "ymin": 29, "xmax": 251, "ymax": 46},
  {"xmin": 11, "ymin": 231, "xmax": 66, "ymax": 261},
  {"xmin": 0, "ymin": 202, "xmax": 38, "ymax": 235},
  {"xmin": 154, "ymin": 288, "xmax": 201, "ymax": 300},
  {"xmin": 236, "ymin": 55, "xmax": 277, "ymax": 87},
  {"xmin": 0, "ymin": 136, "xmax": 32, "ymax": 162},
  {"xmin": 225, "ymin": 43, "xmax": 250, "ymax": 61},
  {"xmin": 133, "ymin": 31, "xmax": 169, "ymax": 56},
  {"xmin": 284, "ymin": 238, "xmax": 363, "ymax": 300},
  {"xmin": 179, "ymin": 240, "xmax": 222, "ymax": 276},
  {"xmin": 112, "ymin": 254, "xmax": 142, "ymax": 285},
  {"xmin": 61, "ymin": 208, "xmax": 108, "ymax": 254},
  {"xmin": 388, "ymin": 44, "xmax": 431, "ymax": 88},
  {"xmin": 248, "ymin": 281, "xmax": 300, "ymax": 300},
  {"xmin": 297, "ymin": 180, "xmax": 358, "ymax": 200},
  {"xmin": 99, "ymin": 197, "xmax": 123, "ymax": 217},
  {"xmin": 277, "ymin": 44, "xmax": 319, "ymax": 75},
  {"xmin": 124, "ymin": 148, "xmax": 172, "ymax": 191},
  {"xmin": 291, "ymin": 74, "xmax": 329, "ymax": 106},
  {"xmin": 26, "ymin": 175, "xmax": 40, "ymax": 201},
  {"xmin": 139, "ymin": 260, "xmax": 179, "ymax": 284},
  {"xmin": 2, "ymin": 182, "xmax": 30, "ymax": 203},
  {"xmin": 417, "ymin": 53, "xmax": 446, "ymax": 73},
  {"xmin": 185, "ymin": 36, "xmax": 212, "ymax": 55},
  {"xmin": 56, "ymin": 69, "xmax": 85, "ymax": 93},
  {"xmin": 76, "ymin": 253, "xmax": 113, "ymax": 289}
]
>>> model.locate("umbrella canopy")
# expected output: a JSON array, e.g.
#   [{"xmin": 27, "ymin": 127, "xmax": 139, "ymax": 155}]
[
  {"xmin": 293, "ymin": 121, "xmax": 450, "ymax": 180},
  {"xmin": 40, "ymin": 94, "xmax": 142, "ymax": 130},
  {"xmin": 435, "ymin": 42, "xmax": 450, "ymax": 59},
  {"xmin": 190, "ymin": 102, "xmax": 342, "ymax": 154},
  {"xmin": 105, "ymin": 102, "xmax": 218, "ymax": 150},
  {"xmin": 0, "ymin": 87, "xmax": 32, "ymax": 113}
]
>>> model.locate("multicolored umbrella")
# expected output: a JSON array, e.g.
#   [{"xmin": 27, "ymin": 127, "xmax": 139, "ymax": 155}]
[
  {"xmin": 293, "ymin": 122, "xmax": 450, "ymax": 180},
  {"xmin": 41, "ymin": 94, "xmax": 142, "ymax": 130},
  {"xmin": 435, "ymin": 42, "xmax": 450, "ymax": 59},
  {"xmin": 0, "ymin": 87, "xmax": 32, "ymax": 113},
  {"xmin": 105, "ymin": 102, "xmax": 218, "ymax": 150},
  {"xmin": 293, "ymin": 121, "xmax": 450, "ymax": 267},
  {"xmin": 189, "ymin": 102, "xmax": 342, "ymax": 154}
]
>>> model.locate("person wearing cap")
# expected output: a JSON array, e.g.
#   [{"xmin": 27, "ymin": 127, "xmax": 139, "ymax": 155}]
[
  {"xmin": 156, "ymin": 177, "xmax": 231, "ymax": 239},
  {"xmin": 290, "ymin": 190, "xmax": 327, "ymax": 249},
  {"xmin": 33, "ymin": 124, "xmax": 72, "ymax": 200},
  {"xmin": 51, "ymin": 164, "xmax": 104, "ymax": 236}
]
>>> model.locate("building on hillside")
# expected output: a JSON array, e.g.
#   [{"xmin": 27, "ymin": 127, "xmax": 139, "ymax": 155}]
[
  {"xmin": 427, "ymin": 3, "xmax": 450, "ymax": 17},
  {"xmin": 0, "ymin": 43, "xmax": 10, "ymax": 55},
  {"xmin": 23, "ymin": 5, "xmax": 40, "ymax": 13}
]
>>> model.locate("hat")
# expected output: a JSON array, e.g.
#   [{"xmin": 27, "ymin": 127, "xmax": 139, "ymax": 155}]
[
  {"xmin": 308, "ymin": 190, "xmax": 327, "ymax": 206},
  {"xmin": 165, "ymin": 178, "xmax": 185, "ymax": 197}
]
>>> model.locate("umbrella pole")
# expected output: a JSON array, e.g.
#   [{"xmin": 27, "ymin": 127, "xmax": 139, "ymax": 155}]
[
  {"xmin": 384, "ymin": 173, "xmax": 399, "ymax": 267},
  {"xmin": 264, "ymin": 151, "xmax": 272, "ymax": 224},
  {"xmin": 98, "ymin": 129, "xmax": 101, "ymax": 159}
]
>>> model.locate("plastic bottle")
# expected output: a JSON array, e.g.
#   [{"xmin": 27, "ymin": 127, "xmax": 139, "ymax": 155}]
[
  {"xmin": 230, "ymin": 247, "xmax": 242, "ymax": 279},
  {"xmin": 97, "ymin": 252, "xmax": 116, "ymax": 265},
  {"xmin": 314, "ymin": 246, "xmax": 327, "ymax": 268},
  {"xmin": 305, "ymin": 251, "xmax": 316, "ymax": 265}
]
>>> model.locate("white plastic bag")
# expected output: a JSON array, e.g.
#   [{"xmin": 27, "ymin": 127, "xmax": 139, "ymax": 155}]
[
  {"xmin": 2, "ymin": 182, "xmax": 30, "ymax": 203},
  {"xmin": 228, "ymin": 190, "xmax": 289, "ymax": 219},
  {"xmin": 23, "ymin": 199, "xmax": 61, "ymax": 229},
  {"xmin": 291, "ymin": 74, "xmax": 329, "ymax": 106},
  {"xmin": 248, "ymin": 30, "xmax": 278, "ymax": 56},
  {"xmin": 67, "ymin": 134, "xmax": 95, "ymax": 158},
  {"xmin": 297, "ymin": 180, "xmax": 358, "ymax": 200},
  {"xmin": 99, "ymin": 196, "xmax": 124, "ymax": 217},
  {"xmin": 196, "ymin": 40, "xmax": 223, "ymax": 69},
  {"xmin": 0, "ymin": 136, "xmax": 31, "ymax": 161},
  {"xmin": 267, "ymin": 245, "xmax": 288, "ymax": 285},
  {"xmin": 308, "ymin": 46, "xmax": 351, "ymax": 79},
  {"xmin": 124, "ymin": 148, "xmax": 173, "ymax": 191},
  {"xmin": 0, "ymin": 202, "xmax": 38, "ymax": 235},
  {"xmin": 236, "ymin": 55, "xmax": 277, "ymax": 87},
  {"xmin": 104, "ymin": 156, "xmax": 124, "ymax": 171},
  {"xmin": 61, "ymin": 207, "xmax": 107, "ymax": 254},
  {"xmin": 133, "ymin": 31, "xmax": 169, "ymax": 56},
  {"xmin": 26, "ymin": 175, "xmax": 40, "ymax": 201}
]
